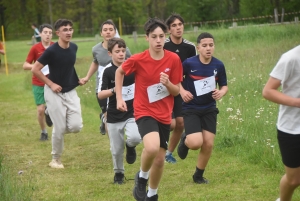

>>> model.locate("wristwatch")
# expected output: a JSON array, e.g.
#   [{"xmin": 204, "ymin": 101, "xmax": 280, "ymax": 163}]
[{"xmin": 111, "ymin": 88, "xmax": 115, "ymax": 94}]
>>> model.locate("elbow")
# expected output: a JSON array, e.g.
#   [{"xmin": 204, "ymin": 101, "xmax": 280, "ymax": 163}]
[
  {"xmin": 262, "ymin": 88, "xmax": 269, "ymax": 99},
  {"xmin": 97, "ymin": 93, "xmax": 104, "ymax": 100}
]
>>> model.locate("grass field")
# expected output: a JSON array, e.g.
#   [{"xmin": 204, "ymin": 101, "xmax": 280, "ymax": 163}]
[{"xmin": 0, "ymin": 24, "xmax": 300, "ymax": 201}]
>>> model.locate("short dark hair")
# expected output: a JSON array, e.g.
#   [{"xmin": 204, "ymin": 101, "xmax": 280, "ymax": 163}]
[
  {"xmin": 100, "ymin": 20, "xmax": 116, "ymax": 32},
  {"xmin": 54, "ymin": 19, "xmax": 73, "ymax": 31},
  {"xmin": 39, "ymin": 24, "xmax": 53, "ymax": 32},
  {"xmin": 165, "ymin": 13, "xmax": 184, "ymax": 29},
  {"xmin": 197, "ymin": 32, "xmax": 214, "ymax": 44},
  {"xmin": 107, "ymin": 38, "xmax": 126, "ymax": 52},
  {"xmin": 144, "ymin": 18, "xmax": 167, "ymax": 36}
]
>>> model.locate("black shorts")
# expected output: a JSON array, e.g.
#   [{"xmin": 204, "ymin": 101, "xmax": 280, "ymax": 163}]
[
  {"xmin": 182, "ymin": 108, "xmax": 219, "ymax": 135},
  {"xmin": 172, "ymin": 95, "xmax": 183, "ymax": 118},
  {"xmin": 136, "ymin": 116, "xmax": 170, "ymax": 150},
  {"xmin": 277, "ymin": 129, "xmax": 300, "ymax": 168}
]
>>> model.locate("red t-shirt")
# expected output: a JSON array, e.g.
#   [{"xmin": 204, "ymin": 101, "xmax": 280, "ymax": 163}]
[
  {"xmin": 25, "ymin": 42, "xmax": 54, "ymax": 86},
  {"xmin": 122, "ymin": 49, "xmax": 183, "ymax": 124}
]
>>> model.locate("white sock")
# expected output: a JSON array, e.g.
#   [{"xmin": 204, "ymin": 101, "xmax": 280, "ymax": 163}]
[
  {"xmin": 139, "ymin": 168, "xmax": 149, "ymax": 179},
  {"xmin": 166, "ymin": 150, "xmax": 172, "ymax": 156},
  {"xmin": 42, "ymin": 129, "xmax": 47, "ymax": 134},
  {"xmin": 147, "ymin": 187, "xmax": 158, "ymax": 197}
]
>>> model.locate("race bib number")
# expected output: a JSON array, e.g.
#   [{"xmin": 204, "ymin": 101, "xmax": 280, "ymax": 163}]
[
  {"xmin": 147, "ymin": 83, "xmax": 170, "ymax": 103},
  {"xmin": 194, "ymin": 76, "xmax": 216, "ymax": 96},
  {"xmin": 122, "ymin": 84, "xmax": 135, "ymax": 101}
]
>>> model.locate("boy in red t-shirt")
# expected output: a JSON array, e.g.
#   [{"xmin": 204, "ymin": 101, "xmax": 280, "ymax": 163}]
[
  {"xmin": 115, "ymin": 18, "xmax": 182, "ymax": 201},
  {"xmin": 23, "ymin": 24, "xmax": 54, "ymax": 141}
]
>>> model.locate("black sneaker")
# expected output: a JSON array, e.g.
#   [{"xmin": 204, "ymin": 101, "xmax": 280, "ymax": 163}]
[
  {"xmin": 145, "ymin": 194, "xmax": 158, "ymax": 201},
  {"xmin": 114, "ymin": 172, "xmax": 124, "ymax": 185},
  {"xmin": 40, "ymin": 133, "xmax": 48, "ymax": 141},
  {"xmin": 177, "ymin": 132, "xmax": 189, "ymax": 159},
  {"xmin": 126, "ymin": 143, "xmax": 136, "ymax": 164},
  {"xmin": 99, "ymin": 113, "xmax": 106, "ymax": 135},
  {"xmin": 193, "ymin": 175, "xmax": 209, "ymax": 184},
  {"xmin": 44, "ymin": 107, "xmax": 53, "ymax": 127},
  {"xmin": 133, "ymin": 171, "xmax": 148, "ymax": 201}
]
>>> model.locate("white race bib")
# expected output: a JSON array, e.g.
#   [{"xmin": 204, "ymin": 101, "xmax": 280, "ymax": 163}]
[
  {"xmin": 41, "ymin": 65, "xmax": 49, "ymax": 75},
  {"xmin": 194, "ymin": 76, "xmax": 216, "ymax": 96},
  {"xmin": 147, "ymin": 83, "xmax": 170, "ymax": 103},
  {"xmin": 122, "ymin": 84, "xmax": 135, "ymax": 101}
]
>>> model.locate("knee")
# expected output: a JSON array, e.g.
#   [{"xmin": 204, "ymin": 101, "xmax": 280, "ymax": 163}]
[
  {"xmin": 202, "ymin": 142, "xmax": 214, "ymax": 152},
  {"xmin": 175, "ymin": 119, "xmax": 184, "ymax": 130},
  {"xmin": 144, "ymin": 146, "xmax": 160, "ymax": 157},
  {"xmin": 286, "ymin": 177, "xmax": 300, "ymax": 187},
  {"xmin": 68, "ymin": 123, "xmax": 83, "ymax": 133},
  {"xmin": 152, "ymin": 155, "xmax": 165, "ymax": 168},
  {"xmin": 186, "ymin": 138, "xmax": 202, "ymax": 150},
  {"xmin": 127, "ymin": 137, "xmax": 142, "ymax": 147},
  {"xmin": 37, "ymin": 105, "xmax": 45, "ymax": 116}
]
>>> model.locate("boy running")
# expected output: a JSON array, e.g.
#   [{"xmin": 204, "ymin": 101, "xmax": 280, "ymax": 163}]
[
  {"xmin": 164, "ymin": 13, "xmax": 197, "ymax": 163},
  {"xmin": 32, "ymin": 19, "xmax": 83, "ymax": 169},
  {"xmin": 263, "ymin": 45, "xmax": 300, "ymax": 201},
  {"xmin": 23, "ymin": 23, "xmax": 54, "ymax": 141},
  {"xmin": 115, "ymin": 18, "xmax": 182, "ymax": 201},
  {"xmin": 98, "ymin": 38, "xmax": 141, "ymax": 184},
  {"xmin": 177, "ymin": 32, "xmax": 228, "ymax": 184},
  {"xmin": 81, "ymin": 20, "xmax": 131, "ymax": 135}
]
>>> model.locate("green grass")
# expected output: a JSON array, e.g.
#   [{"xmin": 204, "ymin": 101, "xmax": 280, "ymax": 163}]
[{"xmin": 1, "ymin": 24, "xmax": 300, "ymax": 200}]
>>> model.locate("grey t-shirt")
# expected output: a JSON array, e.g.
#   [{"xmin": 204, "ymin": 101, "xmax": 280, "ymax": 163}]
[{"xmin": 92, "ymin": 42, "xmax": 131, "ymax": 92}]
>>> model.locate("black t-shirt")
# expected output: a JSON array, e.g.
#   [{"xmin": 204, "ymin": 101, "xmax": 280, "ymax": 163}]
[
  {"xmin": 38, "ymin": 42, "xmax": 79, "ymax": 93},
  {"xmin": 100, "ymin": 62, "xmax": 135, "ymax": 123},
  {"xmin": 164, "ymin": 37, "xmax": 197, "ymax": 63}
]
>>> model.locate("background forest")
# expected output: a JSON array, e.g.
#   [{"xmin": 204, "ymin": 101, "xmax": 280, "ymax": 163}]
[{"xmin": 0, "ymin": 0, "xmax": 299, "ymax": 39}]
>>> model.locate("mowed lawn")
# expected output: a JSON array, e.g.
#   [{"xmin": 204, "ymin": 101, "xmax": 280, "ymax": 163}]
[{"xmin": 0, "ymin": 25, "xmax": 300, "ymax": 201}]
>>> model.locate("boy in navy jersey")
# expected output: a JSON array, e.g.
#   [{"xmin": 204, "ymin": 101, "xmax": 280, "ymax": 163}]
[
  {"xmin": 177, "ymin": 32, "xmax": 228, "ymax": 184},
  {"xmin": 164, "ymin": 13, "xmax": 197, "ymax": 164}
]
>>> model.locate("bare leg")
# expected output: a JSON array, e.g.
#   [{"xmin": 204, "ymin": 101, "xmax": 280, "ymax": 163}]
[
  {"xmin": 168, "ymin": 117, "xmax": 184, "ymax": 152},
  {"xmin": 196, "ymin": 130, "xmax": 215, "ymax": 169},
  {"xmin": 37, "ymin": 104, "xmax": 46, "ymax": 131},
  {"xmin": 149, "ymin": 148, "xmax": 166, "ymax": 189},
  {"xmin": 279, "ymin": 166, "xmax": 300, "ymax": 201}
]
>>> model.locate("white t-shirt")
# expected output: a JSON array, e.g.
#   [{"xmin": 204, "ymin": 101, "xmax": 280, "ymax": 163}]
[{"xmin": 270, "ymin": 45, "xmax": 300, "ymax": 134}]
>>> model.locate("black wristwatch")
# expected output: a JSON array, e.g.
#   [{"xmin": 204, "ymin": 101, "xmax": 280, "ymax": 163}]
[{"xmin": 110, "ymin": 88, "xmax": 115, "ymax": 94}]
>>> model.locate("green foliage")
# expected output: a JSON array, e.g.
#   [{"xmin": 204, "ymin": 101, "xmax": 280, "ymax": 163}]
[{"xmin": 1, "ymin": 0, "xmax": 300, "ymax": 40}]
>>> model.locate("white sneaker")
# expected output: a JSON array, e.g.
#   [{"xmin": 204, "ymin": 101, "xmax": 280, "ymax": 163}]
[{"xmin": 49, "ymin": 158, "xmax": 64, "ymax": 169}]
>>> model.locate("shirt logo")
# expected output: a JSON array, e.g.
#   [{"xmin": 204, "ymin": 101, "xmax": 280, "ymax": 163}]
[
  {"xmin": 214, "ymin": 69, "xmax": 217, "ymax": 76},
  {"xmin": 164, "ymin": 68, "xmax": 170, "ymax": 72},
  {"xmin": 191, "ymin": 70, "xmax": 197, "ymax": 72},
  {"xmin": 111, "ymin": 80, "xmax": 115, "ymax": 83},
  {"xmin": 175, "ymin": 49, "xmax": 179, "ymax": 52}
]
